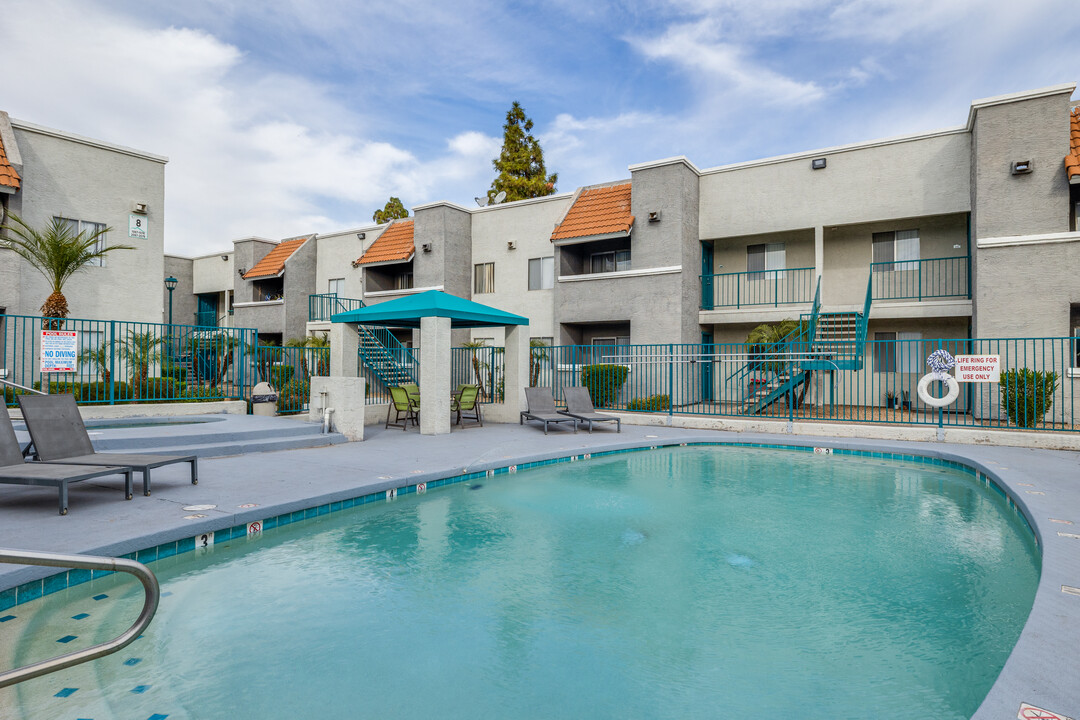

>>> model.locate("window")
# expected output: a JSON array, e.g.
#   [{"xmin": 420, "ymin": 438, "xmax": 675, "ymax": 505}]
[
  {"xmin": 395, "ymin": 271, "xmax": 413, "ymax": 290},
  {"xmin": 873, "ymin": 332, "xmax": 896, "ymax": 373},
  {"xmin": 874, "ymin": 331, "xmax": 921, "ymax": 372},
  {"xmin": 472, "ymin": 337, "xmax": 493, "ymax": 346},
  {"xmin": 531, "ymin": 336, "xmax": 554, "ymax": 346},
  {"xmin": 747, "ymin": 243, "xmax": 785, "ymax": 276},
  {"xmin": 58, "ymin": 218, "xmax": 108, "ymax": 267},
  {"xmin": 327, "ymin": 278, "xmax": 344, "ymax": 296},
  {"xmin": 474, "ymin": 262, "xmax": 495, "ymax": 293},
  {"xmin": 592, "ymin": 336, "xmax": 631, "ymax": 346},
  {"xmin": 872, "ymin": 230, "xmax": 920, "ymax": 271},
  {"xmin": 79, "ymin": 329, "xmax": 103, "ymax": 353},
  {"xmin": 528, "ymin": 257, "xmax": 554, "ymax": 290},
  {"xmin": 589, "ymin": 250, "xmax": 630, "ymax": 274}
]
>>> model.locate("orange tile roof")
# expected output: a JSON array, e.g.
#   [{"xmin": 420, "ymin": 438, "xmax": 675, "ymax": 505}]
[
  {"xmin": 243, "ymin": 236, "xmax": 309, "ymax": 279},
  {"xmin": 0, "ymin": 131, "xmax": 20, "ymax": 191},
  {"xmin": 353, "ymin": 220, "xmax": 414, "ymax": 266},
  {"xmin": 1067, "ymin": 106, "xmax": 1080, "ymax": 183},
  {"xmin": 551, "ymin": 183, "xmax": 633, "ymax": 242}
]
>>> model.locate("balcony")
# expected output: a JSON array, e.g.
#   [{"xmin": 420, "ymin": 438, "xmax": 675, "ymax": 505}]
[
  {"xmin": 309, "ymin": 293, "xmax": 365, "ymax": 322},
  {"xmin": 700, "ymin": 267, "xmax": 816, "ymax": 310},
  {"xmin": 871, "ymin": 256, "xmax": 969, "ymax": 301}
]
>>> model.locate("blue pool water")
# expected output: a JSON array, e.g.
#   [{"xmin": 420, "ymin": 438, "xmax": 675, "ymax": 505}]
[{"xmin": 3, "ymin": 447, "xmax": 1040, "ymax": 719}]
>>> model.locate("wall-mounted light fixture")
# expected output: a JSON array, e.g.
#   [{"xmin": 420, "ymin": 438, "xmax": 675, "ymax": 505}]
[
  {"xmin": 648, "ymin": 211, "xmax": 661, "ymax": 223},
  {"xmin": 507, "ymin": 241, "xmax": 517, "ymax": 250},
  {"xmin": 221, "ymin": 254, "xmax": 229, "ymax": 261},
  {"xmin": 422, "ymin": 243, "xmax": 432, "ymax": 253},
  {"xmin": 811, "ymin": 158, "xmax": 827, "ymax": 170},
  {"xmin": 237, "ymin": 267, "xmax": 247, "ymax": 277},
  {"xmin": 357, "ymin": 232, "xmax": 366, "ymax": 240},
  {"xmin": 1011, "ymin": 160, "xmax": 1033, "ymax": 175},
  {"xmin": 132, "ymin": 202, "xmax": 148, "ymax": 214}
]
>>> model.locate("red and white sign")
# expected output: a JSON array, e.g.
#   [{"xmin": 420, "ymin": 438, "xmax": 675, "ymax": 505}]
[
  {"xmin": 954, "ymin": 354, "xmax": 1000, "ymax": 383},
  {"xmin": 247, "ymin": 521, "xmax": 263, "ymax": 535},
  {"xmin": 40, "ymin": 330, "xmax": 78, "ymax": 373},
  {"xmin": 1018, "ymin": 702, "xmax": 1074, "ymax": 720}
]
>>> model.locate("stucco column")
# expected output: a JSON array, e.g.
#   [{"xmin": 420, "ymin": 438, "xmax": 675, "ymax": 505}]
[
  {"xmin": 503, "ymin": 324, "xmax": 529, "ymax": 416},
  {"xmin": 329, "ymin": 321, "xmax": 359, "ymax": 377},
  {"xmin": 814, "ymin": 226, "xmax": 824, "ymax": 294},
  {"xmin": 420, "ymin": 316, "xmax": 452, "ymax": 435}
]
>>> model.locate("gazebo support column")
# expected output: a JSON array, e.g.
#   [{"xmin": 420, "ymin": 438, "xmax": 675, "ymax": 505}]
[
  {"xmin": 329, "ymin": 322, "xmax": 359, "ymax": 377},
  {"xmin": 420, "ymin": 316, "xmax": 452, "ymax": 435},
  {"xmin": 485, "ymin": 324, "xmax": 530, "ymax": 423}
]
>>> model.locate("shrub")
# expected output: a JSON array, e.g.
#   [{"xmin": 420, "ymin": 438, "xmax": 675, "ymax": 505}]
[
  {"xmin": 580, "ymin": 364, "xmax": 629, "ymax": 407},
  {"xmin": 270, "ymin": 364, "xmax": 295, "ymax": 389},
  {"xmin": 277, "ymin": 379, "xmax": 310, "ymax": 413},
  {"xmin": 80, "ymin": 381, "xmax": 133, "ymax": 404},
  {"xmin": 32, "ymin": 380, "xmax": 81, "ymax": 396},
  {"xmin": 1000, "ymin": 368, "xmax": 1058, "ymax": 428},
  {"xmin": 161, "ymin": 361, "xmax": 187, "ymax": 382},
  {"xmin": 626, "ymin": 394, "xmax": 670, "ymax": 411},
  {"xmin": 137, "ymin": 376, "xmax": 186, "ymax": 400}
]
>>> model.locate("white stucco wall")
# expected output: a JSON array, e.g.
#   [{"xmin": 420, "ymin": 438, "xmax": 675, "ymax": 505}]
[
  {"xmin": 192, "ymin": 252, "xmax": 234, "ymax": 294},
  {"xmin": 316, "ymin": 225, "xmax": 384, "ymax": 299}
]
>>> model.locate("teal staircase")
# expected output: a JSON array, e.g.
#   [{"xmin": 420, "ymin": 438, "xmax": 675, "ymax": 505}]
[
  {"xmin": 311, "ymin": 294, "xmax": 417, "ymax": 390},
  {"xmin": 734, "ymin": 276, "xmax": 871, "ymax": 415}
]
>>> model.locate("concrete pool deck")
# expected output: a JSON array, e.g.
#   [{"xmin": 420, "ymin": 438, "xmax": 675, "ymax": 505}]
[{"xmin": 0, "ymin": 420, "xmax": 1078, "ymax": 719}]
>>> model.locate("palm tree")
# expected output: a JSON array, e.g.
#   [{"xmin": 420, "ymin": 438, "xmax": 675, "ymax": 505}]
[
  {"xmin": 0, "ymin": 212, "xmax": 132, "ymax": 320},
  {"xmin": 529, "ymin": 339, "xmax": 550, "ymax": 387},
  {"xmin": 118, "ymin": 330, "xmax": 164, "ymax": 399},
  {"xmin": 78, "ymin": 343, "xmax": 111, "ymax": 384},
  {"xmin": 460, "ymin": 340, "xmax": 489, "ymax": 400}
]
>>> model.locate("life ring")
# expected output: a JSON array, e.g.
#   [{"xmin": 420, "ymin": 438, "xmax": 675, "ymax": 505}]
[{"xmin": 917, "ymin": 373, "xmax": 959, "ymax": 407}]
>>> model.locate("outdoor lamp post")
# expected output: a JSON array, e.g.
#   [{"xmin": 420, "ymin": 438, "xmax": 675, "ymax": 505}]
[{"xmin": 164, "ymin": 276, "xmax": 178, "ymax": 325}]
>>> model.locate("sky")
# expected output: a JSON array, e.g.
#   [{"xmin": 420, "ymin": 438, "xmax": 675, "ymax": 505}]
[{"xmin": 2, "ymin": 0, "xmax": 1077, "ymax": 257}]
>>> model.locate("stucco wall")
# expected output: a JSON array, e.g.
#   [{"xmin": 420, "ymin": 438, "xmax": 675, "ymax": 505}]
[
  {"xmin": 699, "ymin": 132, "xmax": 970, "ymax": 240},
  {"xmin": 315, "ymin": 227, "xmax": 381, "ymax": 299},
  {"xmin": 163, "ymin": 255, "xmax": 197, "ymax": 326},
  {"xmin": 4, "ymin": 121, "xmax": 167, "ymax": 323},
  {"xmin": 283, "ymin": 238, "xmax": 317, "ymax": 340},
  {"xmin": 557, "ymin": 272, "xmax": 683, "ymax": 345},
  {"xmin": 192, "ymin": 253, "xmax": 234, "ymax": 295},
  {"xmin": 232, "ymin": 239, "xmax": 277, "ymax": 304},
  {"xmin": 974, "ymin": 238, "xmax": 1080, "ymax": 337},
  {"xmin": 413, "ymin": 203, "xmax": 471, "ymax": 297}
]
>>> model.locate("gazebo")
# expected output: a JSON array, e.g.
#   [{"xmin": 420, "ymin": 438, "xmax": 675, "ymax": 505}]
[{"xmin": 328, "ymin": 290, "xmax": 530, "ymax": 435}]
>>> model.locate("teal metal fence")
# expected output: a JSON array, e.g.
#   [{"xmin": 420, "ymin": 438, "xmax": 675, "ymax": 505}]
[
  {"xmin": 253, "ymin": 345, "xmax": 330, "ymax": 413},
  {"xmin": 700, "ymin": 267, "xmax": 815, "ymax": 310},
  {"xmin": 309, "ymin": 293, "xmax": 365, "ymax": 322},
  {"xmin": 871, "ymin": 256, "xmax": 970, "ymax": 301},
  {"xmin": 526, "ymin": 337, "xmax": 1078, "ymax": 431},
  {"xmin": 362, "ymin": 346, "xmax": 506, "ymax": 405},
  {"xmin": 1, "ymin": 313, "xmax": 255, "ymax": 406}
]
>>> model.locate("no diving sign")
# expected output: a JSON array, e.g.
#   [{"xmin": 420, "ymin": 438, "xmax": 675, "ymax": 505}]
[
  {"xmin": 954, "ymin": 355, "xmax": 1000, "ymax": 383},
  {"xmin": 1018, "ymin": 702, "xmax": 1074, "ymax": 720}
]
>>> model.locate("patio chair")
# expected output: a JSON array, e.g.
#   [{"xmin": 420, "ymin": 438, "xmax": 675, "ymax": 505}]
[
  {"xmin": 402, "ymin": 382, "xmax": 421, "ymax": 404},
  {"xmin": 386, "ymin": 386, "xmax": 420, "ymax": 431},
  {"xmin": 451, "ymin": 384, "xmax": 483, "ymax": 427},
  {"xmin": 559, "ymin": 386, "xmax": 621, "ymax": 434},
  {"xmin": 520, "ymin": 387, "xmax": 577, "ymax": 435},
  {"xmin": 16, "ymin": 394, "xmax": 197, "ymax": 497},
  {"xmin": 0, "ymin": 407, "xmax": 133, "ymax": 515}
]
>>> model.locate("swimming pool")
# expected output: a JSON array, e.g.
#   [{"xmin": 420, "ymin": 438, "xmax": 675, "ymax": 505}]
[{"xmin": 1, "ymin": 445, "xmax": 1040, "ymax": 719}]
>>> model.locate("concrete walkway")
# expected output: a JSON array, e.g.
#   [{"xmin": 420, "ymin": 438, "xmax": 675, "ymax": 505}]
[{"xmin": 1, "ymin": 420, "xmax": 1078, "ymax": 720}]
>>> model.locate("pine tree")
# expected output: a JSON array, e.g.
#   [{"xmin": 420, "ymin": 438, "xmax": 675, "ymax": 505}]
[
  {"xmin": 373, "ymin": 196, "xmax": 409, "ymax": 224},
  {"xmin": 488, "ymin": 102, "xmax": 557, "ymax": 203}
]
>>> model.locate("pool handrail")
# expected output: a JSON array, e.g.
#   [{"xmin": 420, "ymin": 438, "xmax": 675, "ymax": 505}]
[
  {"xmin": 0, "ymin": 378, "xmax": 46, "ymax": 395},
  {"xmin": 0, "ymin": 548, "xmax": 160, "ymax": 687}
]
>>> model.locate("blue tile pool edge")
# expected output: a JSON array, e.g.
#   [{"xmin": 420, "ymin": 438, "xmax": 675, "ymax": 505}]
[{"xmin": 0, "ymin": 439, "xmax": 1038, "ymax": 611}]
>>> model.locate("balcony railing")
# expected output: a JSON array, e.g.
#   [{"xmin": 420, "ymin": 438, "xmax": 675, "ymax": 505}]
[
  {"xmin": 309, "ymin": 293, "xmax": 365, "ymax": 322},
  {"xmin": 871, "ymin": 256, "xmax": 970, "ymax": 301},
  {"xmin": 700, "ymin": 267, "xmax": 816, "ymax": 310}
]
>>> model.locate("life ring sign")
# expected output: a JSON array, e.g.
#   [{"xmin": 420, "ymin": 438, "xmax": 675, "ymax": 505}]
[{"xmin": 918, "ymin": 350, "xmax": 960, "ymax": 407}]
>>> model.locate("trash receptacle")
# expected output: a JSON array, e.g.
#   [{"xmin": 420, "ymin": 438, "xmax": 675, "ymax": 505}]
[{"xmin": 252, "ymin": 382, "xmax": 278, "ymax": 417}]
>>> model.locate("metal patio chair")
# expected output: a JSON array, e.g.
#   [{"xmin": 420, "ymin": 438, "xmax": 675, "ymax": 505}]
[
  {"xmin": 520, "ymin": 387, "xmax": 577, "ymax": 435},
  {"xmin": 559, "ymin": 386, "xmax": 621, "ymax": 433},
  {"xmin": 17, "ymin": 394, "xmax": 197, "ymax": 497},
  {"xmin": 386, "ymin": 386, "xmax": 420, "ymax": 431},
  {"xmin": 451, "ymin": 384, "xmax": 483, "ymax": 427}
]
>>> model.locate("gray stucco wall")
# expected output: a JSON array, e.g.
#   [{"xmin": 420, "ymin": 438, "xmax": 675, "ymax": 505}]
[
  {"xmin": 4, "ymin": 121, "xmax": 167, "ymax": 323},
  {"xmin": 283, "ymin": 237, "xmax": 317, "ymax": 341},
  {"xmin": 232, "ymin": 239, "xmax": 277, "ymax": 304},
  {"xmin": 163, "ymin": 255, "xmax": 197, "ymax": 326},
  {"xmin": 413, "ymin": 203, "xmax": 472, "ymax": 298},
  {"xmin": 974, "ymin": 239, "xmax": 1080, "ymax": 337}
]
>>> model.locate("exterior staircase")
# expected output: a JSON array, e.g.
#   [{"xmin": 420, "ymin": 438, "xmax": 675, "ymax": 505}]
[{"xmin": 359, "ymin": 326, "xmax": 416, "ymax": 388}]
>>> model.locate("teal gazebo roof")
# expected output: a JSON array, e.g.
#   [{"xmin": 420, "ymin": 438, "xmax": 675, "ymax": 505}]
[{"xmin": 330, "ymin": 290, "xmax": 529, "ymax": 329}]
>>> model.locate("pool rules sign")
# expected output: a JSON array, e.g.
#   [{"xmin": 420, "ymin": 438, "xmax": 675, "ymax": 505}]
[
  {"xmin": 954, "ymin": 355, "xmax": 1000, "ymax": 383},
  {"xmin": 40, "ymin": 330, "xmax": 78, "ymax": 373}
]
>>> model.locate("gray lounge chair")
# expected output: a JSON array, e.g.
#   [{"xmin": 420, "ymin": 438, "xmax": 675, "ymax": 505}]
[
  {"xmin": 17, "ymin": 394, "xmax": 197, "ymax": 497},
  {"xmin": 1, "ymin": 407, "xmax": 133, "ymax": 514},
  {"xmin": 559, "ymin": 386, "xmax": 621, "ymax": 433},
  {"xmin": 520, "ymin": 387, "xmax": 577, "ymax": 435}
]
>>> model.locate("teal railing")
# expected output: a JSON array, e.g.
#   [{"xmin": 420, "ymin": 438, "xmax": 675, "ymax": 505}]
[
  {"xmin": 309, "ymin": 293, "xmax": 366, "ymax": 322},
  {"xmin": 700, "ymin": 267, "xmax": 815, "ymax": 310},
  {"xmin": 359, "ymin": 327, "xmax": 418, "ymax": 400},
  {"xmin": 194, "ymin": 311, "xmax": 218, "ymax": 328},
  {"xmin": 871, "ymin": 256, "xmax": 970, "ymax": 301},
  {"xmin": 254, "ymin": 345, "xmax": 330, "ymax": 413},
  {"xmin": 1, "ymin": 313, "xmax": 256, "ymax": 406}
]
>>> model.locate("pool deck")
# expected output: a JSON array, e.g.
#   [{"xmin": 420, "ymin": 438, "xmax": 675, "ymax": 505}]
[{"xmin": 1, "ymin": 420, "xmax": 1078, "ymax": 719}]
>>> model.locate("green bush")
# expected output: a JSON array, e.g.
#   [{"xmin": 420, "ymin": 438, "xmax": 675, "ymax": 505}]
[
  {"xmin": 626, "ymin": 394, "xmax": 670, "ymax": 411},
  {"xmin": 277, "ymin": 379, "xmax": 310, "ymax": 413},
  {"xmin": 161, "ymin": 361, "xmax": 187, "ymax": 382},
  {"xmin": 32, "ymin": 380, "xmax": 81, "ymax": 396},
  {"xmin": 137, "ymin": 376, "xmax": 186, "ymax": 400},
  {"xmin": 580, "ymin": 364, "xmax": 629, "ymax": 407},
  {"xmin": 80, "ymin": 381, "xmax": 133, "ymax": 403},
  {"xmin": 1000, "ymin": 368, "xmax": 1058, "ymax": 428},
  {"xmin": 270, "ymin": 365, "xmax": 295, "ymax": 389}
]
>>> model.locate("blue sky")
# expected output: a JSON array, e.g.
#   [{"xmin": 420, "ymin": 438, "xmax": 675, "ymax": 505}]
[{"xmin": 3, "ymin": 0, "xmax": 1077, "ymax": 255}]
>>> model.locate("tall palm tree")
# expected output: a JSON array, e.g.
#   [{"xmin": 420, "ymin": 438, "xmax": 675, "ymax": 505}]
[{"xmin": 0, "ymin": 212, "xmax": 131, "ymax": 319}]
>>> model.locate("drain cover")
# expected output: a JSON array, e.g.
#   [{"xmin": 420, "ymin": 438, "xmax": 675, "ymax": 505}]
[{"xmin": 182, "ymin": 504, "xmax": 217, "ymax": 512}]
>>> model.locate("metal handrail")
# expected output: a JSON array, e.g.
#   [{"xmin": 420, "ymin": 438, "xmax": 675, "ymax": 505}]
[
  {"xmin": 0, "ymin": 548, "xmax": 160, "ymax": 688},
  {"xmin": 0, "ymin": 378, "xmax": 46, "ymax": 395}
]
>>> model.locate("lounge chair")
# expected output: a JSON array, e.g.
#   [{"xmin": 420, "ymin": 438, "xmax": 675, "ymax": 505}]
[
  {"xmin": 386, "ymin": 386, "xmax": 419, "ymax": 430},
  {"xmin": 17, "ymin": 394, "xmax": 197, "ymax": 497},
  {"xmin": 559, "ymin": 387, "xmax": 621, "ymax": 433},
  {"xmin": 0, "ymin": 407, "xmax": 133, "ymax": 515},
  {"xmin": 520, "ymin": 387, "xmax": 577, "ymax": 435},
  {"xmin": 451, "ymin": 384, "xmax": 482, "ymax": 427}
]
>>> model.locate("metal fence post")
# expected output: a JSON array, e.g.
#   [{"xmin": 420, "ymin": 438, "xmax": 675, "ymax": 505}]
[
  {"xmin": 668, "ymin": 344, "xmax": 674, "ymax": 417},
  {"xmin": 108, "ymin": 321, "xmax": 116, "ymax": 405}
]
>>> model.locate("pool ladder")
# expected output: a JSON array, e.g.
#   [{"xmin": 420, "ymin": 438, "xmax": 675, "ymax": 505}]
[{"xmin": 0, "ymin": 548, "xmax": 160, "ymax": 687}]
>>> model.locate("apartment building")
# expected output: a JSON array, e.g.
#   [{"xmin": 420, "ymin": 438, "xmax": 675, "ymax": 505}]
[{"xmin": 175, "ymin": 83, "xmax": 1080, "ymax": 369}]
